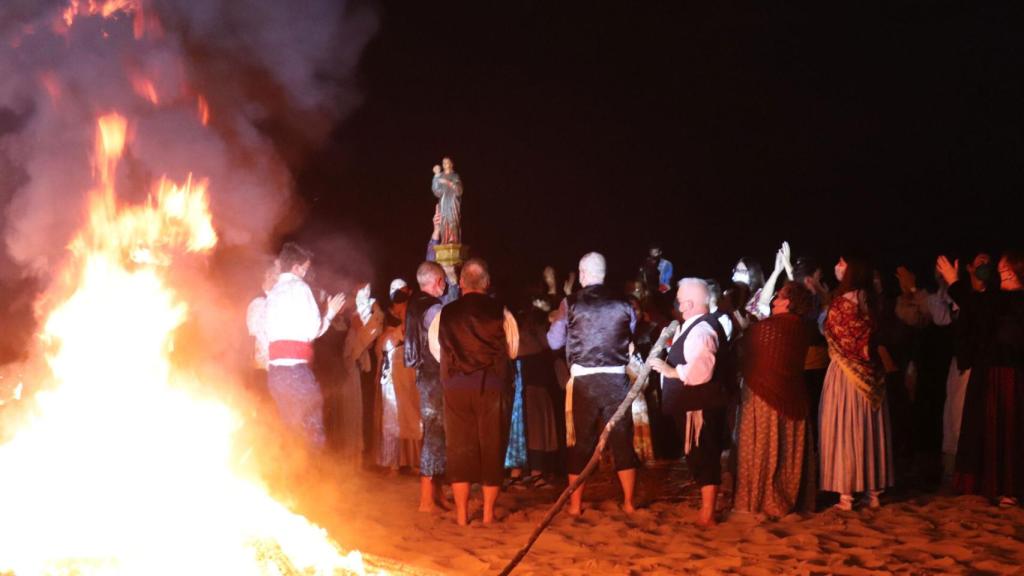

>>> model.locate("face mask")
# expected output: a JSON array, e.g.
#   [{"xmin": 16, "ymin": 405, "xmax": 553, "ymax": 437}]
[
  {"xmin": 732, "ymin": 270, "xmax": 750, "ymax": 285},
  {"xmin": 974, "ymin": 262, "xmax": 994, "ymax": 285}
]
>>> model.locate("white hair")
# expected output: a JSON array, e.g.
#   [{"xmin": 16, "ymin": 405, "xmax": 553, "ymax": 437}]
[
  {"xmin": 578, "ymin": 252, "xmax": 606, "ymax": 286},
  {"xmin": 677, "ymin": 277, "xmax": 711, "ymax": 308}
]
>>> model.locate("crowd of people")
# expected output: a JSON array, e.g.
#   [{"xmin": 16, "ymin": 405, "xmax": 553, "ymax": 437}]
[{"xmin": 246, "ymin": 216, "xmax": 1024, "ymax": 527}]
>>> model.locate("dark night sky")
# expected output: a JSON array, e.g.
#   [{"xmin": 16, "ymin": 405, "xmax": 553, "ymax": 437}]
[{"xmin": 297, "ymin": 1, "xmax": 1022, "ymax": 300}]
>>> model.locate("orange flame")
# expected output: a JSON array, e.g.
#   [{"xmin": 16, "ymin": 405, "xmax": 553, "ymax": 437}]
[
  {"xmin": 0, "ymin": 115, "xmax": 376, "ymax": 575},
  {"xmin": 38, "ymin": 72, "xmax": 62, "ymax": 104},
  {"xmin": 130, "ymin": 74, "xmax": 160, "ymax": 105},
  {"xmin": 59, "ymin": 0, "xmax": 145, "ymax": 38},
  {"xmin": 197, "ymin": 94, "xmax": 211, "ymax": 126}
]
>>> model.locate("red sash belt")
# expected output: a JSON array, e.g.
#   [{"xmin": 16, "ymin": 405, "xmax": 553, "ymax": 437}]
[{"xmin": 269, "ymin": 340, "xmax": 314, "ymax": 362}]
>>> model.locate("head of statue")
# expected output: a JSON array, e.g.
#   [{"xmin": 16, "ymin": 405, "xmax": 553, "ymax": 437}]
[{"xmin": 442, "ymin": 157, "xmax": 454, "ymax": 173}]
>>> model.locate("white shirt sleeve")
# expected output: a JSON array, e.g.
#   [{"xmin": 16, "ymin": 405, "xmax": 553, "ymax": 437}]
[
  {"xmin": 428, "ymin": 311, "xmax": 442, "ymax": 363},
  {"xmin": 925, "ymin": 290, "xmax": 954, "ymax": 327},
  {"xmin": 302, "ymin": 285, "xmax": 327, "ymax": 341},
  {"xmin": 266, "ymin": 274, "xmax": 327, "ymax": 344},
  {"xmin": 675, "ymin": 322, "xmax": 719, "ymax": 386},
  {"xmin": 246, "ymin": 297, "xmax": 265, "ymax": 337},
  {"xmin": 504, "ymin": 309, "xmax": 520, "ymax": 359}
]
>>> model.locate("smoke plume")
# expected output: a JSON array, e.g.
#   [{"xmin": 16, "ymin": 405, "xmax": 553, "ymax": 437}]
[{"xmin": 0, "ymin": 0, "xmax": 377, "ymax": 361}]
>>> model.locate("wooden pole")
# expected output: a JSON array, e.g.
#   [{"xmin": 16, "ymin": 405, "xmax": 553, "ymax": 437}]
[{"xmin": 498, "ymin": 320, "xmax": 679, "ymax": 576}]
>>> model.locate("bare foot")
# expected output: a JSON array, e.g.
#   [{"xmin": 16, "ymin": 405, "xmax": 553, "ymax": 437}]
[
  {"xmin": 621, "ymin": 502, "xmax": 636, "ymax": 515},
  {"xmin": 696, "ymin": 508, "xmax": 718, "ymax": 527},
  {"xmin": 567, "ymin": 506, "xmax": 582, "ymax": 517},
  {"xmin": 697, "ymin": 514, "xmax": 717, "ymax": 527},
  {"xmin": 418, "ymin": 503, "xmax": 435, "ymax": 513}
]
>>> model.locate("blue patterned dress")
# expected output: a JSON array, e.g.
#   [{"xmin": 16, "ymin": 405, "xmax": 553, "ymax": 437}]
[{"xmin": 505, "ymin": 359, "xmax": 527, "ymax": 469}]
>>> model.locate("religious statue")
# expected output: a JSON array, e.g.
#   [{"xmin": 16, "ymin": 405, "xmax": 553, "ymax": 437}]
[{"xmin": 431, "ymin": 157, "xmax": 463, "ymax": 245}]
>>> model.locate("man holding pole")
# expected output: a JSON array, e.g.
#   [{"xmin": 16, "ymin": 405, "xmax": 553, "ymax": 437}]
[
  {"xmin": 547, "ymin": 252, "xmax": 638, "ymax": 515},
  {"xmin": 648, "ymin": 278, "xmax": 728, "ymax": 526}
]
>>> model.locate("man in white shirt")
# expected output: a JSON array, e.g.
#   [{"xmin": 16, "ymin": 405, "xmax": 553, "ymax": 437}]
[
  {"xmin": 246, "ymin": 260, "xmax": 280, "ymax": 372},
  {"xmin": 649, "ymin": 278, "xmax": 728, "ymax": 527},
  {"xmin": 265, "ymin": 242, "xmax": 345, "ymax": 448}
]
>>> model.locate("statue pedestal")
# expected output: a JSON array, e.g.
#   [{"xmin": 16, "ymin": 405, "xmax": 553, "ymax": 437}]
[{"xmin": 434, "ymin": 243, "xmax": 467, "ymax": 268}]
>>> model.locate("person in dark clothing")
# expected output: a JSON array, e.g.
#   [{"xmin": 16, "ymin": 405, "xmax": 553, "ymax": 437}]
[
  {"xmin": 428, "ymin": 258, "xmax": 519, "ymax": 525},
  {"xmin": 792, "ymin": 257, "xmax": 830, "ymax": 443},
  {"xmin": 548, "ymin": 252, "xmax": 639, "ymax": 515},
  {"xmin": 516, "ymin": 298, "xmax": 562, "ymax": 479},
  {"xmin": 405, "ymin": 260, "xmax": 451, "ymax": 513},
  {"xmin": 939, "ymin": 253, "xmax": 1024, "ymax": 506}
]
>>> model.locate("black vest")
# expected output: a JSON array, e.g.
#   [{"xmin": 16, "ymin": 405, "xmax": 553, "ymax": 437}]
[
  {"xmin": 566, "ymin": 284, "xmax": 633, "ymax": 367},
  {"xmin": 438, "ymin": 292, "xmax": 509, "ymax": 380},
  {"xmin": 405, "ymin": 291, "xmax": 441, "ymax": 374},
  {"xmin": 664, "ymin": 313, "xmax": 729, "ymax": 388}
]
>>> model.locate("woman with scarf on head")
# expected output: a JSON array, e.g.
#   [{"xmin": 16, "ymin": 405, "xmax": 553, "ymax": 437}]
[{"xmin": 373, "ymin": 280, "xmax": 422, "ymax": 474}]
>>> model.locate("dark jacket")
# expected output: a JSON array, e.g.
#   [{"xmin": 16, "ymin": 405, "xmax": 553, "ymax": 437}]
[
  {"xmin": 405, "ymin": 291, "xmax": 441, "ymax": 374},
  {"xmin": 439, "ymin": 292, "xmax": 509, "ymax": 380},
  {"xmin": 566, "ymin": 284, "xmax": 633, "ymax": 367}
]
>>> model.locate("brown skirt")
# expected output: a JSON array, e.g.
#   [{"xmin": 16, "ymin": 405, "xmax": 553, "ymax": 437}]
[{"xmin": 735, "ymin": 387, "xmax": 807, "ymax": 517}]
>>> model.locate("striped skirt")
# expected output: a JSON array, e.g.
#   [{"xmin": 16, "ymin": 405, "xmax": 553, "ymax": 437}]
[{"xmin": 819, "ymin": 361, "xmax": 894, "ymax": 494}]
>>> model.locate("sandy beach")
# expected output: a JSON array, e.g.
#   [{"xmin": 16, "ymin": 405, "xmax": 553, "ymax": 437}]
[{"xmin": 304, "ymin": 460, "xmax": 1024, "ymax": 575}]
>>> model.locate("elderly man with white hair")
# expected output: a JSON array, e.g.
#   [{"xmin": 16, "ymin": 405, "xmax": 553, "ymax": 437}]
[
  {"xmin": 649, "ymin": 277, "xmax": 730, "ymax": 527},
  {"xmin": 548, "ymin": 252, "xmax": 638, "ymax": 515}
]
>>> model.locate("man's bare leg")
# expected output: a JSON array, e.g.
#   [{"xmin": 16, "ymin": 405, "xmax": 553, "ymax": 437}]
[
  {"xmin": 482, "ymin": 485, "xmax": 500, "ymax": 524},
  {"xmin": 452, "ymin": 481, "xmax": 471, "ymax": 526},
  {"xmin": 567, "ymin": 474, "xmax": 585, "ymax": 516},
  {"xmin": 418, "ymin": 476, "xmax": 435, "ymax": 512},
  {"xmin": 698, "ymin": 484, "xmax": 718, "ymax": 526},
  {"xmin": 617, "ymin": 468, "xmax": 636, "ymax": 513}
]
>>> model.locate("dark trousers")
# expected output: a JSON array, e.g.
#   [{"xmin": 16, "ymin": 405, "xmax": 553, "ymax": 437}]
[
  {"xmin": 662, "ymin": 380, "xmax": 727, "ymax": 486},
  {"xmin": 687, "ymin": 406, "xmax": 726, "ymax": 486},
  {"xmin": 567, "ymin": 373, "xmax": 638, "ymax": 475},
  {"xmin": 443, "ymin": 371, "xmax": 510, "ymax": 485},
  {"xmin": 267, "ymin": 364, "xmax": 325, "ymax": 448}
]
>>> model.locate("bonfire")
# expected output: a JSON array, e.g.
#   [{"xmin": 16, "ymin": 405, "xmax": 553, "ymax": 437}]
[{"xmin": 0, "ymin": 109, "xmax": 382, "ymax": 576}]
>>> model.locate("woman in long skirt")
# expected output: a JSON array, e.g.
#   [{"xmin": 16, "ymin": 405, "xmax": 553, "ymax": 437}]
[
  {"xmin": 735, "ymin": 282, "xmax": 813, "ymax": 517},
  {"xmin": 819, "ymin": 257, "xmax": 894, "ymax": 510}
]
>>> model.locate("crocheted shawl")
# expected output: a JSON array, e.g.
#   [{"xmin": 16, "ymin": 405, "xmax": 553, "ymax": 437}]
[{"xmin": 743, "ymin": 313, "xmax": 811, "ymax": 420}]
